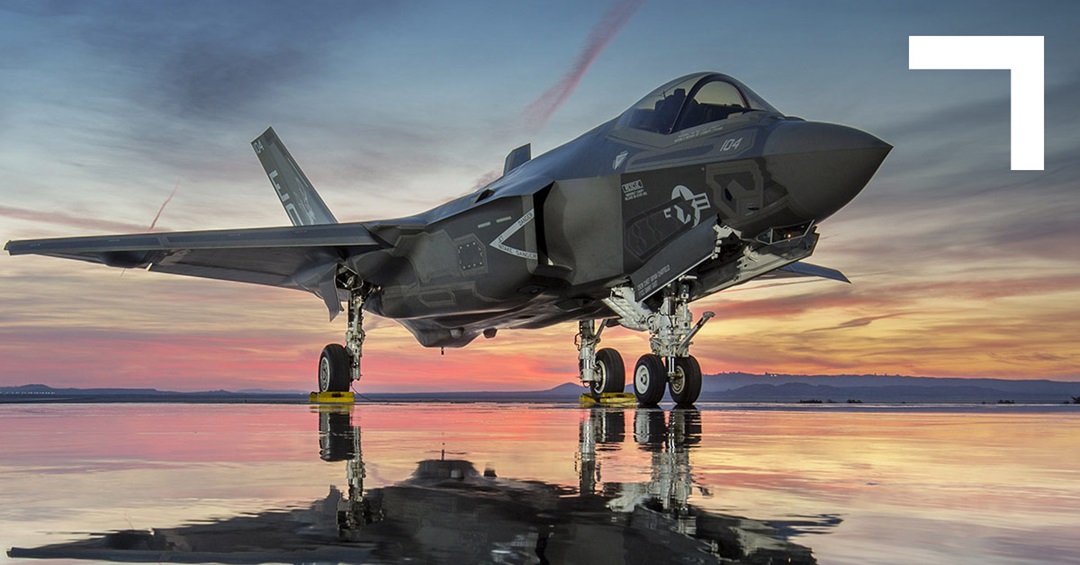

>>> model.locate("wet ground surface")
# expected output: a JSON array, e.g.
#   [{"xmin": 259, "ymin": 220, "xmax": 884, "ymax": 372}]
[{"xmin": 2, "ymin": 403, "xmax": 1078, "ymax": 564}]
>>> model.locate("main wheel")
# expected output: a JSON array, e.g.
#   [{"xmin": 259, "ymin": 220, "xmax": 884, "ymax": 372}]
[
  {"xmin": 633, "ymin": 354, "xmax": 666, "ymax": 406},
  {"xmin": 589, "ymin": 348, "xmax": 626, "ymax": 395},
  {"xmin": 669, "ymin": 356, "xmax": 702, "ymax": 407},
  {"xmin": 318, "ymin": 344, "xmax": 352, "ymax": 393}
]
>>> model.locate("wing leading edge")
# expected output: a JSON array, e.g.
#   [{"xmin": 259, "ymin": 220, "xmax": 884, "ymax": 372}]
[
  {"xmin": 4, "ymin": 127, "xmax": 380, "ymax": 319},
  {"xmin": 4, "ymin": 223, "xmax": 382, "ymax": 319}
]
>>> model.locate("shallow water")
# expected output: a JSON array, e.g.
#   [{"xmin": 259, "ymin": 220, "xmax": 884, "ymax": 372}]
[{"xmin": 1, "ymin": 403, "xmax": 1078, "ymax": 564}]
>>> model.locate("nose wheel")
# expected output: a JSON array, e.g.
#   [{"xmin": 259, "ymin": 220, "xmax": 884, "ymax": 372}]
[
  {"xmin": 633, "ymin": 354, "xmax": 667, "ymax": 406},
  {"xmin": 667, "ymin": 356, "xmax": 702, "ymax": 406},
  {"xmin": 632, "ymin": 354, "xmax": 702, "ymax": 407}
]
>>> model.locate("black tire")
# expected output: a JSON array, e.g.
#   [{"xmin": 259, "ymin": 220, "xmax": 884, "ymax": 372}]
[
  {"xmin": 669, "ymin": 356, "xmax": 702, "ymax": 407},
  {"xmin": 319, "ymin": 344, "xmax": 352, "ymax": 393},
  {"xmin": 668, "ymin": 408, "xmax": 703, "ymax": 446},
  {"xmin": 589, "ymin": 348, "xmax": 626, "ymax": 395},
  {"xmin": 633, "ymin": 408, "xmax": 667, "ymax": 451},
  {"xmin": 319, "ymin": 410, "xmax": 357, "ymax": 461},
  {"xmin": 585, "ymin": 409, "xmax": 626, "ymax": 445},
  {"xmin": 633, "ymin": 354, "xmax": 666, "ymax": 406}
]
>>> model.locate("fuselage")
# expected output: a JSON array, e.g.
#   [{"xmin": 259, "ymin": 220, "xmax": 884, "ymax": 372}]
[{"xmin": 347, "ymin": 73, "xmax": 890, "ymax": 347}]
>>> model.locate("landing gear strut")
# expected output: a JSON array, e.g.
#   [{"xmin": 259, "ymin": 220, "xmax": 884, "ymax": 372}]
[
  {"xmin": 597, "ymin": 279, "xmax": 714, "ymax": 407},
  {"xmin": 318, "ymin": 286, "xmax": 368, "ymax": 393}
]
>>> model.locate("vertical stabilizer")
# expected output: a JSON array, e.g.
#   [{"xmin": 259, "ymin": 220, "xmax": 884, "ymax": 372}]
[
  {"xmin": 251, "ymin": 127, "xmax": 338, "ymax": 226},
  {"xmin": 503, "ymin": 143, "xmax": 532, "ymax": 176}
]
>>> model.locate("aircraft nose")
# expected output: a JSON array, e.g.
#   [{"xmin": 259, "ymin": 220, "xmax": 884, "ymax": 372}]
[{"xmin": 763, "ymin": 121, "xmax": 891, "ymax": 222}]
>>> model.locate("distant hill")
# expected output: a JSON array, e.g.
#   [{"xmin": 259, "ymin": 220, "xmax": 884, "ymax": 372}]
[
  {"xmin": 0, "ymin": 384, "xmax": 298, "ymax": 404},
  {"xmin": 700, "ymin": 373, "xmax": 1080, "ymax": 404},
  {"xmin": 0, "ymin": 383, "xmax": 586, "ymax": 404},
  {"xmin": 2, "ymin": 374, "xmax": 1079, "ymax": 404}
]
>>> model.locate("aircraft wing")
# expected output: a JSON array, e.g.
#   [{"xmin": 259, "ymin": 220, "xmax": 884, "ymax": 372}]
[{"xmin": 4, "ymin": 222, "xmax": 383, "ymax": 318}]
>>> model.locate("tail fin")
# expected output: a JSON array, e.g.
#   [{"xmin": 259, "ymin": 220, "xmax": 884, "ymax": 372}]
[{"xmin": 251, "ymin": 127, "xmax": 337, "ymax": 226}]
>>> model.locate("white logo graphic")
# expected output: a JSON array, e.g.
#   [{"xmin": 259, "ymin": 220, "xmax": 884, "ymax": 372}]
[
  {"xmin": 720, "ymin": 137, "xmax": 744, "ymax": 152},
  {"xmin": 612, "ymin": 150, "xmax": 628, "ymax": 170},
  {"xmin": 664, "ymin": 185, "xmax": 711, "ymax": 227},
  {"xmin": 489, "ymin": 209, "xmax": 538, "ymax": 260},
  {"xmin": 621, "ymin": 179, "xmax": 646, "ymax": 201}
]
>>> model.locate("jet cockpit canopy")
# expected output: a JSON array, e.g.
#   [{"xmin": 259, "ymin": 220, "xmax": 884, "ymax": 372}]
[{"xmin": 618, "ymin": 72, "xmax": 780, "ymax": 135}]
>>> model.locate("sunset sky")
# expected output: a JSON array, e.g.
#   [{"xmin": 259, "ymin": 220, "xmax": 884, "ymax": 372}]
[{"xmin": 1, "ymin": 0, "xmax": 1077, "ymax": 392}]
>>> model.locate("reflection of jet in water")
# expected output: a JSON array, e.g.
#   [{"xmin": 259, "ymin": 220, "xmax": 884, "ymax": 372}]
[{"xmin": 9, "ymin": 407, "xmax": 833, "ymax": 564}]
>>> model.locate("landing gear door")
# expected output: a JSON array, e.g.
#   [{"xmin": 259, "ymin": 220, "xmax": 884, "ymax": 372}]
[{"xmin": 628, "ymin": 219, "xmax": 717, "ymax": 300}]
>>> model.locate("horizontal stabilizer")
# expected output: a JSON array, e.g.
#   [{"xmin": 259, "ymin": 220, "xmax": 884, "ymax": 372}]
[
  {"xmin": 503, "ymin": 144, "xmax": 532, "ymax": 175},
  {"xmin": 777, "ymin": 261, "xmax": 850, "ymax": 283},
  {"xmin": 252, "ymin": 127, "xmax": 337, "ymax": 227}
]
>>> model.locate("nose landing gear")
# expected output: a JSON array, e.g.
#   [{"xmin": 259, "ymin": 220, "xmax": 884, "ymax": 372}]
[
  {"xmin": 576, "ymin": 280, "xmax": 713, "ymax": 407},
  {"xmin": 631, "ymin": 351, "xmax": 704, "ymax": 408}
]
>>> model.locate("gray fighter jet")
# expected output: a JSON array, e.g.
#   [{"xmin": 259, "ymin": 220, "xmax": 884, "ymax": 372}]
[{"xmin": 5, "ymin": 72, "xmax": 890, "ymax": 406}]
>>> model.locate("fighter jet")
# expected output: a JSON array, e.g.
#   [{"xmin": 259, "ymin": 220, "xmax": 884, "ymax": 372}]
[{"xmin": 5, "ymin": 72, "xmax": 890, "ymax": 406}]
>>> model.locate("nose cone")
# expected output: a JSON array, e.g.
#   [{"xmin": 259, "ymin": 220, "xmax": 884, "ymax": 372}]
[{"xmin": 763, "ymin": 121, "xmax": 891, "ymax": 222}]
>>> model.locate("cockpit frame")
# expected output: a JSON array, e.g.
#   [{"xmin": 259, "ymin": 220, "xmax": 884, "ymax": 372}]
[{"xmin": 610, "ymin": 72, "xmax": 781, "ymax": 146}]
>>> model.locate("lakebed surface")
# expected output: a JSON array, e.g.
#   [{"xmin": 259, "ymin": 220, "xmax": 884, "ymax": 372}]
[{"xmin": 1, "ymin": 403, "xmax": 1077, "ymax": 564}]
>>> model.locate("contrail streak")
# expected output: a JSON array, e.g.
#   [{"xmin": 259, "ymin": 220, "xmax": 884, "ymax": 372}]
[
  {"xmin": 2, "ymin": 181, "xmax": 182, "ymax": 235},
  {"xmin": 522, "ymin": 0, "xmax": 646, "ymax": 130},
  {"xmin": 471, "ymin": 0, "xmax": 646, "ymax": 189},
  {"xmin": 148, "ymin": 180, "xmax": 180, "ymax": 231}
]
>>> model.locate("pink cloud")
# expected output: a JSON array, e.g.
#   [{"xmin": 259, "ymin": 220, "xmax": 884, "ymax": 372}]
[{"xmin": 0, "ymin": 205, "xmax": 149, "ymax": 234}]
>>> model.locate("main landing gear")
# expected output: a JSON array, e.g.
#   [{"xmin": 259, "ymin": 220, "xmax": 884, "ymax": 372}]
[
  {"xmin": 318, "ymin": 286, "xmax": 368, "ymax": 393},
  {"xmin": 576, "ymin": 320, "xmax": 625, "ymax": 396},
  {"xmin": 577, "ymin": 280, "xmax": 714, "ymax": 407}
]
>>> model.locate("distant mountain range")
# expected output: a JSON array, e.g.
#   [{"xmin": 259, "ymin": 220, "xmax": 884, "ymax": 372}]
[
  {"xmin": 2, "ymin": 374, "xmax": 1079, "ymax": 404},
  {"xmin": 0, "ymin": 383, "xmax": 581, "ymax": 404},
  {"xmin": 0, "ymin": 384, "xmax": 301, "ymax": 404},
  {"xmin": 698, "ymin": 373, "xmax": 1080, "ymax": 404}
]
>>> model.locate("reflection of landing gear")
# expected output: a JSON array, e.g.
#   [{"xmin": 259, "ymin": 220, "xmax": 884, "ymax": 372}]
[
  {"xmin": 577, "ymin": 409, "xmax": 629, "ymax": 496},
  {"xmin": 603, "ymin": 280, "xmax": 713, "ymax": 407},
  {"xmin": 316, "ymin": 405, "xmax": 382, "ymax": 537},
  {"xmin": 633, "ymin": 407, "xmax": 668, "ymax": 448},
  {"xmin": 590, "ymin": 407, "xmax": 704, "ymax": 521},
  {"xmin": 318, "ymin": 286, "xmax": 369, "ymax": 393}
]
